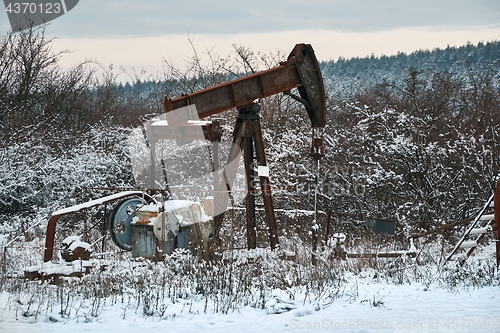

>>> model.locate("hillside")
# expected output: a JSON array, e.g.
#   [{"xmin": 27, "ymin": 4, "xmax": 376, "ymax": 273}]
[{"xmin": 321, "ymin": 40, "xmax": 500, "ymax": 97}]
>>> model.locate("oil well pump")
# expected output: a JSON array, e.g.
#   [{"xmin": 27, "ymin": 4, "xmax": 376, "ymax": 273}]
[{"xmin": 42, "ymin": 43, "xmax": 326, "ymax": 264}]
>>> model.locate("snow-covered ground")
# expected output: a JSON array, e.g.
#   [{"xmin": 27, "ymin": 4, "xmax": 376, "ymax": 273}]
[
  {"xmin": 1, "ymin": 237, "xmax": 499, "ymax": 333},
  {"xmin": 1, "ymin": 276, "xmax": 498, "ymax": 333}
]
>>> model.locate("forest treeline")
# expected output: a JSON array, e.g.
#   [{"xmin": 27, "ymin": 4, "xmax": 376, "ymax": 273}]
[{"xmin": 0, "ymin": 26, "xmax": 499, "ymax": 237}]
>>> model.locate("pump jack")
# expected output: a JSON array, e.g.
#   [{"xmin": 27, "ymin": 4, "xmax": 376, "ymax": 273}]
[
  {"xmin": 163, "ymin": 43, "xmax": 326, "ymax": 250},
  {"xmin": 42, "ymin": 43, "xmax": 326, "ymax": 262}
]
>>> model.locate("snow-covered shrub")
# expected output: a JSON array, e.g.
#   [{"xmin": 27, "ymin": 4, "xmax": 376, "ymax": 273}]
[{"xmin": 0, "ymin": 124, "xmax": 137, "ymax": 244}]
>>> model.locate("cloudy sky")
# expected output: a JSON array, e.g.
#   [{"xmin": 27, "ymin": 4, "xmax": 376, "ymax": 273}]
[{"xmin": 1, "ymin": 0, "xmax": 499, "ymax": 78}]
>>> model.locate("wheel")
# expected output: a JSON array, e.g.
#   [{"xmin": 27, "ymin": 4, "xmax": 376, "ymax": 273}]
[{"xmin": 108, "ymin": 197, "xmax": 144, "ymax": 251}]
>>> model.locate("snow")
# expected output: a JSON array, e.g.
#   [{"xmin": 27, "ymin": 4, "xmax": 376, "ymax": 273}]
[
  {"xmin": 0, "ymin": 234, "xmax": 7, "ymax": 246},
  {"xmin": 62, "ymin": 236, "xmax": 92, "ymax": 252},
  {"xmin": 0, "ymin": 278, "xmax": 499, "ymax": 332},
  {"xmin": 187, "ymin": 120, "xmax": 212, "ymax": 125},
  {"xmin": 52, "ymin": 191, "xmax": 148, "ymax": 216},
  {"xmin": 408, "ymin": 239, "xmax": 417, "ymax": 253},
  {"xmin": 1, "ymin": 40, "xmax": 499, "ymax": 333},
  {"xmin": 460, "ymin": 241, "xmax": 478, "ymax": 248},
  {"xmin": 68, "ymin": 240, "xmax": 91, "ymax": 252},
  {"xmin": 150, "ymin": 120, "xmax": 212, "ymax": 126},
  {"xmin": 470, "ymin": 227, "xmax": 491, "ymax": 235},
  {"xmin": 479, "ymin": 214, "xmax": 495, "ymax": 221},
  {"xmin": 232, "ymin": 207, "xmax": 323, "ymax": 218},
  {"xmin": 137, "ymin": 204, "xmax": 159, "ymax": 212},
  {"xmin": 140, "ymin": 199, "xmax": 199, "ymax": 213},
  {"xmin": 61, "ymin": 236, "xmax": 81, "ymax": 246},
  {"xmin": 134, "ymin": 200, "xmax": 213, "ymax": 227},
  {"xmin": 24, "ymin": 260, "xmax": 93, "ymax": 276},
  {"xmin": 333, "ymin": 233, "xmax": 347, "ymax": 242},
  {"xmin": 162, "ymin": 200, "xmax": 195, "ymax": 212},
  {"xmin": 151, "ymin": 120, "xmax": 169, "ymax": 126}
]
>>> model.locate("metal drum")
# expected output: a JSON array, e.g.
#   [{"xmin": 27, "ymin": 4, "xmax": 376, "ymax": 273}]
[{"xmin": 108, "ymin": 197, "xmax": 143, "ymax": 251}]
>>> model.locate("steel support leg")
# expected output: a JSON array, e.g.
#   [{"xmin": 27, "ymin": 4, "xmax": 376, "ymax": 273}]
[
  {"xmin": 213, "ymin": 103, "xmax": 279, "ymax": 251},
  {"xmin": 495, "ymin": 178, "xmax": 500, "ymax": 267},
  {"xmin": 213, "ymin": 118, "xmax": 243, "ymax": 241},
  {"xmin": 243, "ymin": 137, "xmax": 257, "ymax": 249},
  {"xmin": 253, "ymin": 119, "xmax": 279, "ymax": 250}
]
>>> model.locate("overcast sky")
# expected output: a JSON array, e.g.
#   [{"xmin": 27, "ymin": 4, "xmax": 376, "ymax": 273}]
[{"xmin": 1, "ymin": 0, "xmax": 499, "ymax": 78}]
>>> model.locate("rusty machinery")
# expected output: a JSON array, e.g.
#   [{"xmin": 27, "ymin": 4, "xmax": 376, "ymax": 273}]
[
  {"xmin": 162, "ymin": 43, "xmax": 326, "ymax": 251},
  {"xmin": 42, "ymin": 43, "xmax": 326, "ymax": 263}
]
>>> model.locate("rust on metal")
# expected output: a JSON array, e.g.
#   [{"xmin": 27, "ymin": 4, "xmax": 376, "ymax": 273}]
[
  {"xmin": 310, "ymin": 137, "xmax": 325, "ymax": 161},
  {"xmin": 164, "ymin": 44, "xmax": 326, "ymax": 252},
  {"xmin": 495, "ymin": 178, "xmax": 500, "ymax": 267},
  {"xmin": 61, "ymin": 237, "xmax": 91, "ymax": 262},
  {"xmin": 252, "ymin": 113, "xmax": 279, "ymax": 249},
  {"xmin": 243, "ymin": 137, "xmax": 256, "ymax": 249},
  {"xmin": 43, "ymin": 191, "xmax": 154, "ymax": 262},
  {"xmin": 40, "ymin": 45, "xmax": 326, "ymax": 263},
  {"xmin": 164, "ymin": 43, "xmax": 326, "ymax": 128},
  {"xmin": 210, "ymin": 103, "xmax": 280, "ymax": 250}
]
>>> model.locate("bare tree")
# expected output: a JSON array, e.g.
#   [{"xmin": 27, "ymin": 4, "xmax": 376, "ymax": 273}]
[{"xmin": 0, "ymin": 26, "xmax": 98, "ymax": 145}]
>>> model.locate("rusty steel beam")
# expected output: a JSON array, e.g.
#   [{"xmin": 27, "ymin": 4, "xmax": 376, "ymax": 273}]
[
  {"xmin": 43, "ymin": 191, "xmax": 153, "ymax": 262},
  {"xmin": 164, "ymin": 44, "xmax": 326, "ymax": 128},
  {"xmin": 252, "ymin": 116, "xmax": 279, "ymax": 249},
  {"xmin": 495, "ymin": 178, "xmax": 500, "ymax": 267},
  {"xmin": 243, "ymin": 137, "xmax": 256, "ymax": 249}
]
